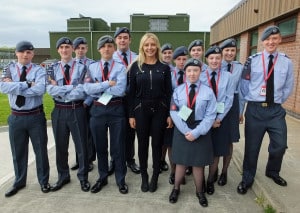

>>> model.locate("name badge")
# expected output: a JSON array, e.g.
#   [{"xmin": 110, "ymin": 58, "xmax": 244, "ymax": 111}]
[
  {"xmin": 97, "ymin": 92, "xmax": 113, "ymax": 105},
  {"xmin": 217, "ymin": 102, "xmax": 225, "ymax": 113},
  {"xmin": 178, "ymin": 105, "xmax": 192, "ymax": 121},
  {"xmin": 260, "ymin": 85, "xmax": 266, "ymax": 96}
]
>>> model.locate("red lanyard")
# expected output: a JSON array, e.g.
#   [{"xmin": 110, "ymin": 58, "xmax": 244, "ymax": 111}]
[
  {"xmin": 100, "ymin": 61, "xmax": 115, "ymax": 81},
  {"xmin": 173, "ymin": 69, "xmax": 186, "ymax": 86},
  {"xmin": 117, "ymin": 52, "xmax": 132, "ymax": 67},
  {"xmin": 206, "ymin": 68, "xmax": 221, "ymax": 97},
  {"xmin": 17, "ymin": 64, "xmax": 32, "ymax": 78},
  {"xmin": 262, "ymin": 53, "xmax": 278, "ymax": 83},
  {"xmin": 60, "ymin": 61, "xmax": 76, "ymax": 85},
  {"xmin": 185, "ymin": 82, "xmax": 201, "ymax": 109}
]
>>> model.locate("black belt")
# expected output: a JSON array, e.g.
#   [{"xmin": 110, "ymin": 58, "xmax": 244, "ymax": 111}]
[
  {"xmin": 11, "ymin": 105, "xmax": 43, "ymax": 116},
  {"xmin": 55, "ymin": 100, "xmax": 83, "ymax": 109},
  {"xmin": 93, "ymin": 97, "xmax": 122, "ymax": 106},
  {"xmin": 248, "ymin": 101, "xmax": 280, "ymax": 108}
]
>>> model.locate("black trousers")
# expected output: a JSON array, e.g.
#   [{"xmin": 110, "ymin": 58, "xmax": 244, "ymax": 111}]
[
  {"xmin": 51, "ymin": 107, "xmax": 89, "ymax": 181},
  {"xmin": 8, "ymin": 112, "xmax": 49, "ymax": 187},
  {"xmin": 134, "ymin": 100, "xmax": 168, "ymax": 176},
  {"xmin": 242, "ymin": 102, "xmax": 287, "ymax": 186}
]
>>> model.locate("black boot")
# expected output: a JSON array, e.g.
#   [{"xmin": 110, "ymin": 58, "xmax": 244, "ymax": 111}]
[
  {"xmin": 196, "ymin": 192, "xmax": 208, "ymax": 207},
  {"xmin": 149, "ymin": 174, "xmax": 158, "ymax": 192},
  {"xmin": 141, "ymin": 173, "xmax": 149, "ymax": 192}
]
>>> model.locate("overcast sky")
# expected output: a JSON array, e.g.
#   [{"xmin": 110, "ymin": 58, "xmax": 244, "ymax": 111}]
[{"xmin": 0, "ymin": 0, "xmax": 241, "ymax": 48}]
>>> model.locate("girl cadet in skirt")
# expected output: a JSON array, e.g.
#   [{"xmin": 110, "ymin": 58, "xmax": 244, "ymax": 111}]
[
  {"xmin": 200, "ymin": 46, "xmax": 234, "ymax": 195},
  {"xmin": 217, "ymin": 38, "xmax": 244, "ymax": 186},
  {"xmin": 127, "ymin": 33, "xmax": 173, "ymax": 193},
  {"xmin": 169, "ymin": 58, "xmax": 217, "ymax": 207}
]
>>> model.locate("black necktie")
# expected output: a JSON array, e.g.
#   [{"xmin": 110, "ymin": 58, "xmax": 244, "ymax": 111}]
[
  {"xmin": 122, "ymin": 52, "xmax": 128, "ymax": 66},
  {"xmin": 266, "ymin": 55, "xmax": 274, "ymax": 104},
  {"xmin": 187, "ymin": 84, "xmax": 196, "ymax": 128},
  {"xmin": 103, "ymin": 62, "xmax": 109, "ymax": 80},
  {"xmin": 211, "ymin": 71, "xmax": 217, "ymax": 97},
  {"xmin": 63, "ymin": 64, "xmax": 70, "ymax": 85},
  {"xmin": 227, "ymin": 63, "xmax": 232, "ymax": 72},
  {"xmin": 15, "ymin": 66, "xmax": 27, "ymax": 107},
  {"xmin": 178, "ymin": 70, "xmax": 184, "ymax": 85}
]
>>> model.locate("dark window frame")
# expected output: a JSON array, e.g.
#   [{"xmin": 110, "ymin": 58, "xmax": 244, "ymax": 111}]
[{"xmin": 276, "ymin": 15, "xmax": 297, "ymax": 43}]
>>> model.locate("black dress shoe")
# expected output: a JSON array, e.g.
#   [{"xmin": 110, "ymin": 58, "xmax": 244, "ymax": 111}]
[
  {"xmin": 5, "ymin": 185, "xmax": 26, "ymax": 197},
  {"xmin": 108, "ymin": 161, "xmax": 115, "ymax": 176},
  {"xmin": 169, "ymin": 188, "xmax": 180, "ymax": 203},
  {"xmin": 169, "ymin": 173, "xmax": 175, "ymax": 185},
  {"xmin": 51, "ymin": 178, "xmax": 70, "ymax": 191},
  {"xmin": 266, "ymin": 174, "xmax": 287, "ymax": 186},
  {"xmin": 196, "ymin": 192, "xmax": 208, "ymax": 207},
  {"xmin": 80, "ymin": 180, "xmax": 90, "ymax": 192},
  {"xmin": 237, "ymin": 181, "xmax": 249, "ymax": 194},
  {"xmin": 218, "ymin": 173, "xmax": 227, "ymax": 186},
  {"xmin": 185, "ymin": 166, "xmax": 192, "ymax": 175},
  {"xmin": 127, "ymin": 162, "xmax": 140, "ymax": 174},
  {"xmin": 160, "ymin": 160, "xmax": 169, "ymax": 172},
  {"xmin": 88, "ymin": 163, "xmax": 94, "ymax": 172},
  {"xmin": 118, "ymin": 183, "xmax": 128, "ymax": 194},
  {"xmin": 70, "ymin": 163, "xmax": 79, "ymax": 170},
  {"xmin": 206, "ymin": 181, "xmax": 214, "ymax": 195},
  {"xmin": 41, "ymin": 183, "xmax": 51, "ymax": 193},
  {"xmin": 91, "ymin": 179, "xmax": 108, "ymax": 193}
]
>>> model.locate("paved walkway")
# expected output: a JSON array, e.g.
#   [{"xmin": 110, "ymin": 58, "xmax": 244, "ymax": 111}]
[{"xmin": 0, "ymin": 115, "xmax": 299, "ymax": 213}]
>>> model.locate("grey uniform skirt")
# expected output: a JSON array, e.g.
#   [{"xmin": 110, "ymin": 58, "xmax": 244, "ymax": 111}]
[{"xmin": 172, "ymin": 126, "xmax": 214, "ymax": 167}]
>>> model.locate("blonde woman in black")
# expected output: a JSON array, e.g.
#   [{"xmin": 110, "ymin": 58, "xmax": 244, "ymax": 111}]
[{"xmin": 127, "ymin": 33, "xmax": 173, "ymax": 192}]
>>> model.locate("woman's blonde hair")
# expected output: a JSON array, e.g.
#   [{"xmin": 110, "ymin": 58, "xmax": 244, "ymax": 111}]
[{"xmin": 136, "ymin": 33, "xmax": 163, "ymax": 70}]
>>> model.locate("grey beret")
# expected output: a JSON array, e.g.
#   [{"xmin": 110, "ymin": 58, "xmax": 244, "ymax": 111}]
[
  {"xmin": 261, "ymin": 26, "xmax": 280, "ymax": 41},
  {"xmin": 172, "ymin": 46, "xmax": 188, "ymax": 59},
  {"xmin": 114, "ymin": 27, "xmax": 131, "ymax": 38},
  {"xmin": 56, "ymin": 37, "xmax": 72, "ymax": 49},
  {"xmin": 219, "ymin": 38, "xmax": 237, "ymax": 49},
  {"xmin": 188, "ymin": 39, "xmax": 204, "ymax": 52},
  {"xmin": 73, "ymin": 37, "xmax": 87, "ymax": 49},
  {"xmin": 183, "ymin": 58, "xmax": 202, "ymax": 71},
  {"xmin": 16, "ymin": 41, "xmax": 34, "ymax": 52},
  {"xmin": 205, "ymin": 46, "xmax": 222, "ymax": 57},
  {"xmin": 161, "ymin": 43, "xmax": 173, "ymax": 52},
  {"xmin": 97, "ymin": 35, "xmax": 115, "ymax": 49}
]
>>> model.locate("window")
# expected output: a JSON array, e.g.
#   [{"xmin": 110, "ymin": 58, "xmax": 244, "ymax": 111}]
[
  {"xmin": 249, "ymin": 30, "xmax": 258, "ymax": 55},
  {"xmin": 149, "ymin": 19, "xmax": 169, "ymax": 31},
  {"xmin": 276, "ymin": 16, "xmax": 297, "ymax": 42}
]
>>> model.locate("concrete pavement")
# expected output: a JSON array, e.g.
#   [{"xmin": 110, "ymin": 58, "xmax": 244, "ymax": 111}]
[{"xmin": 0, "ymin": 115, "xmax": 298, "ymax": 212}]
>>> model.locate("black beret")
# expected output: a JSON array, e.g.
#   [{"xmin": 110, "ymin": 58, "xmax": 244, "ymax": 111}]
[
  {"xmin": 205, "ymin": 46, "xmax": 222, "ymax": 57},
  {"xmin": 73, "ymin": 37, "xmax": 87, "ymax": 49},
  {"xmin": 219, "ymin": 38, "xmax": 237, "ymax": 49},
  {"xmin": 97, "ymin": 35, "xmax": 115, "ymax": 49},
  {"xmin": 161, "ymin": 43, "xmax": 173, "ymax": 52},
  {"xmin": 114, "ymin": 27, "xmax": 131, "ymax": 38},
  {"xmin": 183, "ymin": 58, "xmax": 202, "ymax": 71},
  {"xmin": 15, "ymin": 41, "xmax": 34, "ymax": 52},
  {"xmin": 56, "ymin": 37, "xmax": 72, "ymax": 49},
  {"xmin": 188, "ymin": 39, "xmax": 204, "ymax": 52},
  {"xmin": 261, "ymin": 26, "xmax": 280, "ymax": 41},
  {"xmin": 172, "ymin": 46, "xmax": 188, "ymax": 59}
]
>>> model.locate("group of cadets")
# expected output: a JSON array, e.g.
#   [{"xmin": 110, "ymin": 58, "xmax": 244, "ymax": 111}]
[{"xmin": 0, "ymin": 25, "xmax": 294, "ymax": 208}]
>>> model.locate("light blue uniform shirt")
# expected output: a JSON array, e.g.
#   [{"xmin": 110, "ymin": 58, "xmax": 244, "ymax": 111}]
[
  {"xmin": 221, "ymin": 60, "xmax": 245, "ymax": 115},
  {"xmin": 241, "ymin": 50, "xmax": 294, "ymax": 104},
  {"xmin": 83, "ymin": 59, "xmax": 127, "ymax": 105},
  {"xmin": 200, "ymin": 67, "xmax": 234, "ymax": 121},
  {"xmin": 0, "ymin": 62, "xmax": 46, "ymax": 110},
  {"xmin": 113, "ymin": 49, "xmax": 138, "ymax": 68},
  {"xmin": 170, "ymin": 79, "xmax": 217, "ymax": 139},
  {"xmin": 46, "ymin": 59, "xmax": 86, "ymax": 102},
  {"xmin": 75, "ymin": 57, "xmax": 95, "ymax": 67}
]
